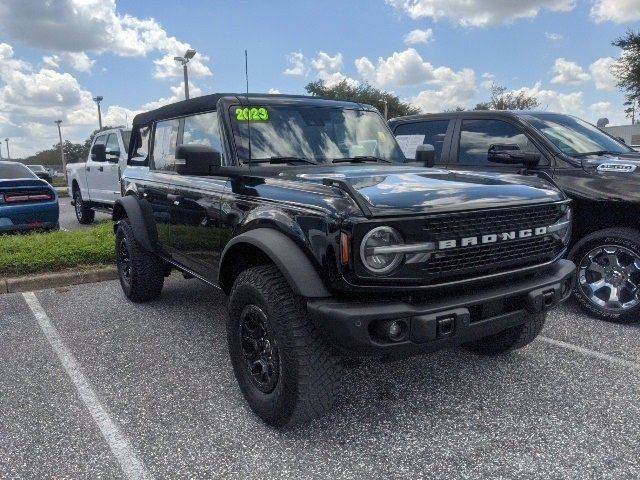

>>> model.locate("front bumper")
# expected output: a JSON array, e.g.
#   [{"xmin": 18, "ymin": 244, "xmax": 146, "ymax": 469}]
[{"xmin": 307, "ymin": 259, "xmax": 575, "ymax": 357}]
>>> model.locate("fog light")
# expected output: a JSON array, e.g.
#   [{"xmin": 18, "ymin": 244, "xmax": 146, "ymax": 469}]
[
  {"xmin": 372, "ymin": 319, "xmax": 408, "ymax": 343},
  {"xmin": 388, "ymin": 321, "xmax": 403, "ymax": 340}
]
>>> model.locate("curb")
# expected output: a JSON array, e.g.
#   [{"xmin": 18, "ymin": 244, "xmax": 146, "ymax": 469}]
[{"xmin": 0, "ymin": 266, "xmax": 118, "ymax": 294}]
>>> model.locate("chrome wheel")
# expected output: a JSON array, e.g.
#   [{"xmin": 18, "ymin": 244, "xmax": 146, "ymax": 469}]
[
  {"xmin": 240, "ymin": 305, "xmax": 280, "ymax": 393},
  {"xmin": 74, "ymin": 192, "xmax": 83, "ymax": 218},
  {"xmin": 578, "ymin": 245, "xmax": 640, "ymax": 310}
]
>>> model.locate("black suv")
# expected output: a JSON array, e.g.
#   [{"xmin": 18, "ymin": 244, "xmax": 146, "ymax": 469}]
[
  {"xmin": 390, "ymin": 111, "xmax": 640, "ymax": 323},
  {"xmin": 113, "ymin": 94, "xmax": 574, "ymax": 426}
]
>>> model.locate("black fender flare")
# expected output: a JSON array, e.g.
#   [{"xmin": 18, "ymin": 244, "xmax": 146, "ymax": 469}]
[
  {"xmin": 219, "ymin": 229, "xmax": 331, "ymax": 298},
  {"xmin": 112, "ymin": 196, "xmax": 158, "ymax": 253}
]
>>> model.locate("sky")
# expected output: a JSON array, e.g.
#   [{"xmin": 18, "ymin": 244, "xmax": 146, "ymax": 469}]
[{"xmin": 0, "ymin": 0, "xmax": 639, "ymax": 158}]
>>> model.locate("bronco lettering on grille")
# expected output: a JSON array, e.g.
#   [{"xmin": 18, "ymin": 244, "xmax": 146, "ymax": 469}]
[{"xmin": 438, "ymin": 227, "xmax": 548, "ymax": 250}]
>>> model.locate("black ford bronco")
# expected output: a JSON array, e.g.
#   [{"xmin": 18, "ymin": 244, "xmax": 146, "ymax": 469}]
[
  {"xmin": 113, "ymin": 94, "xmax": 575, "ymax": 426},
  {"xmin": 390, "ymin": 111, "xmax": 640, "ymax": 323}
]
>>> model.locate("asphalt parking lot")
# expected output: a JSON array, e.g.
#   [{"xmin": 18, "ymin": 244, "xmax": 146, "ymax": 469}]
[
  {"xmin": 1, "ymin": 276, "xmax": 639, "ymax": 480},
  {"xmin": 58, "ymin": 197, "xmax": 110, "ymax": 231}
]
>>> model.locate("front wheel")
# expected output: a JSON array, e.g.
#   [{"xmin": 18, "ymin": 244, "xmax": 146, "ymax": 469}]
[
  {"xmin": 569, "ymin": 228, "xmax": 640, "ymax": 323},
  {"xmin": 227, "ymin": 265, "xmax": 342, "ymax": 427},
  {"xmin": 463, "ymin": 313, "xmax": 546, "ymax": 355},
  {"xmin": 73, "ymin": 188, "xmax": 95, "ymax": 224}
]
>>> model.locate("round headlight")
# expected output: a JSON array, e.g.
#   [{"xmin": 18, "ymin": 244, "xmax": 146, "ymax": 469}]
[{"xmin": 360, "ymin": 226, "xmax": 403, "ymax": 274}]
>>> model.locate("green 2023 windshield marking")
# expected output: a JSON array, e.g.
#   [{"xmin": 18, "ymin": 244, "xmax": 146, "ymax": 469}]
[{"xmin": 235, "ymin": 107, "xmax": 269, "ymax": 121}]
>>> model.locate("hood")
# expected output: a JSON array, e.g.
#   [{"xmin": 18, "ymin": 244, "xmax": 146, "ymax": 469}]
[
  {"xmin": 285, "ymin": 165, "xmax": 564, "ymax": 217},
  {"xmin": 581, "ymin": 151, "xmax": 640, "ymax": 175}
]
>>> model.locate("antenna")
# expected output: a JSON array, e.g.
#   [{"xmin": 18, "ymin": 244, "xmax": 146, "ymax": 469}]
[{"xmin": 245, "ymin": 49, "xmax": 252, "ymax": 164}]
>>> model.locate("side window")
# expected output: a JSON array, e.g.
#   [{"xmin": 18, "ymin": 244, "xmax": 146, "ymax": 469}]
[
  {"xmin": 182, "ymin": 111, "xmax": 226, "ymax": 164},
  {"xmin": 394, "ymin": 120, "xmax": 451, "ymax": 163},
  {"xmin": 152, "ymin": 119, "xmax": 180, "ymax": 172},
  {"xmin": 132, "ymin": 126, "xmax": 151, "ymax": 160},
  {"xmin": 105, "ymin": 133, "xmax": 119, "ymax": 154},
  {"xmin": 458, "ymin": 119, "xmax": 544, "ymax": 165}
]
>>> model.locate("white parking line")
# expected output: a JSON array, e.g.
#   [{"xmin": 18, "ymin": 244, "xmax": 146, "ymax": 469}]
[
  {"xmin": 22, "ymin": 292, "xmax": 153, "ymax": 480},
  {"xmin": 538, "ymin": 335, "xmax": 640, "ymax": 371}
]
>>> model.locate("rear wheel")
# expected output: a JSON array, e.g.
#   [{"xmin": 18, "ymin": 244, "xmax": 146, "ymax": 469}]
[
  {"xmin": 73, "ymin": 188, "xmax": 94, "ymax": 224},
  {"xmin": 115, "ymin": 219, "xmax": 164, "ymax": 302},
  {"xmin": 227, "ymin": 265, "xmax": 342, "ymax": 427},
  {"xmin": 463, "ymin": 313, "xmax": 545, "ymax": 355},
  {"xmin": 569, "ymin": 228, "xmax": 640, "ymax": 323}
]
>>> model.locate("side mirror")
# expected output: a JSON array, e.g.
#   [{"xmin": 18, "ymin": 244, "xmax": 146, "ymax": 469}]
[
  {"xmin": 90, "ymin": 143, "xmax": 106, "ymax": 162},
  {"xmin": 106, "ymin": 148, "xmax": 121, "ymax": 163},
  {"xmin": 175, "ymin": 144, "xmax": 222, "ymax": 176},
  {"xmin": 617, "ymin": 137, "xmax": 626, "ymax": 144},
  {"xmin": 415, "ymin": 143, "xmax": 435, "ymax": 167},
  {"xmin": 488, "ymin": 143, "xmax": 541, "ymax": 168}
]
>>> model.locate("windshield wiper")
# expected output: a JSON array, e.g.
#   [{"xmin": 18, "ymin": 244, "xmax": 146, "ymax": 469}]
[
  {"xmin": 245, "ymin": 156, "xmax": 318, "ymax": 165},
  {"xmin": 571, "ymin": 150, "xmax": 618, "ymax": 158},
  {"xmin": 332, "ymin": 156, "xmax": 391, "ymax": 164}
]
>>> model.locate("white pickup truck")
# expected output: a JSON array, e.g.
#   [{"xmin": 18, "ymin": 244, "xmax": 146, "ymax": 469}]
[{"xmin": 66, "ymin": 128, "xmax": 131, "ymax": 224}]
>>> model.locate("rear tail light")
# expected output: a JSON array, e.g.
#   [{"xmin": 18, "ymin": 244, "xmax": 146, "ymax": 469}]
[{"xmin": 1, "ymin": 191, "xmax": 54, "ymax": 203}]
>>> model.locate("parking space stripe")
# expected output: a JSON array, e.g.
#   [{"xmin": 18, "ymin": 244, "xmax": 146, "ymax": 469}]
[
  {"xmin": 538, "ymin": 335, "xmax": 640, "ymax": 371},
  {"xmin": 22, "ymin": 292, "xmax": 153, "ymax": 480}
]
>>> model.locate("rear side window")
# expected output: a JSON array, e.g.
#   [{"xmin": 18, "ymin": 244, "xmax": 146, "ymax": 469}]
[
  {"xmin": 152, "ymin": 119, "xmax": 180, "ymax": 172},
  {"xmin": 182, "ymin": 111, "xmax": 226, "ymax": 164},
  {"xmin": 0, "ymin": 163, "xmax": 36, "ymax": 179},
  {"xmin": 394, "ymin": 120, "xmax": 450, "ymax": 163},
  {"xmin": 458, "ymin": 119, "xmax": 543, "ymax": 165}
]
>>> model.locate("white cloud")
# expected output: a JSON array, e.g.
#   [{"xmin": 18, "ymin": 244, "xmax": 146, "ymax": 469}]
[
  {"xmin": 141, "ymin": 82, "xmax": 202, "ymax": 111},
  {"xmin": 0, "ymin": 0, "xmax": 212, "ymax": 80},
  {"xmin": 283, "ymin": 52, "xmax": 307, "ymax": 76},
  {"xmin": 589, "ymin": 57, "xmax": 617, "ymax": 90},
  {"xmin": 550, "ymin": 58, "xmax": 590, "ymax": 85},
  {"xmin": 386, "ymin": 0, "xmax": 575, "ymax": 27},
  {"xmin": 514, "ymin": 82, "xmax": 584, "ymax": 113},
  {"xmin": 545, "ymin": 32, "xmax": 563, "ymax": 41},
  {"xmin": 590, "ymin": 0, "xmax": 640, "ymax": 23},
  {"xmin": 481, "ymin": 72, "xmax": 495, "ymax": 89},
  {"xmin": 404, "ymin": 28, "xmax": 434, "ymax": 45},
  {"xmin": 311, "ymin": 52, "xmax": 344, "ymax": 72},
  {"xmin": 409, "ymin": 69, "xmax": 477, "ymax": 112},
  {"xmin": 589, "ymin": 101, "xmax": 612, "ymax": 114},
  {"xmin": 355, "ymin": 48, "xmax": 433, "ymax": 87},
  {"xmin": 43, "ymin": 52, "xmax": 95, "ymax": 73},
  {"xmin": 268, "ymin": 88, "xmax": 281, "ymax": 94}
]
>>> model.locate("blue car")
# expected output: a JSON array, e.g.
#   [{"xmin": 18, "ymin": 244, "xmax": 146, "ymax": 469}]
[{"xmin": 0, "ymin": 161, "xmax": 59, "ymax": 233}]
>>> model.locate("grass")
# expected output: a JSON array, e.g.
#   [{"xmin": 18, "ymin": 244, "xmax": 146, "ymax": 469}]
[
  {"xmin": 0, "ymin": 221, "xmax": 115, "ymax": 277},
  {"xmin": 52, "ymin": 176, "xmax": 66, "ymax": 187}
]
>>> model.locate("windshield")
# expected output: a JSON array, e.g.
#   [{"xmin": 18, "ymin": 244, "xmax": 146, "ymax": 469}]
[
  {"xmin": 527, "ymin": 113, "xmax": 633, "ymax": 157},
  {"xmin": 229, "ymin": 105, "xmax": 405, "ymax": 164},
  {"xmin": 27, "ymin": 165, "xmax": 46, "ymax": 172},
  {"xmin": 0, "ymin": 163, "xmax": 37, "ymax": 179}
]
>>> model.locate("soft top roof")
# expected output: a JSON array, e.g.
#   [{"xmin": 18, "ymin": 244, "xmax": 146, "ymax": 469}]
[{"xmin": 131, "ymin": 93, "xmax": 372, "ymax": 127}]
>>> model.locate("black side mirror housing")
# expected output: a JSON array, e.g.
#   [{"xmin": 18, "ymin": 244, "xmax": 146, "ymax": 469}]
[
  {"xmin": 90, "ymin": 143, "xmax": 106, "ymax": 162},
  {"xmin": 106, "ymin": 148, "xmax": 121, "ymax": 163},
  {"xmin": 175, "ymin": 144, "xmax": 222, "ymax": 176},
  {"xmin": 488, "ymin": 143, "xmax": 541, "ymax": 168},
  {"xmin": 415, "ymin": 143, "xmax": 435, "ymax": 167}
]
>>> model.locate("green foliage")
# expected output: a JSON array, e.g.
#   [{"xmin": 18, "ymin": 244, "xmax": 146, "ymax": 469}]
[
  {"xmin": 0, "ymin": 222, "xmax": 114, "ymax": 275},
  {"xmin": 474, "ymin": 84, "xmax": 539, "ymax": 111},
  {"xmin": 305, "ymin": 80, "xmax": 420, "ymax": 119},
  {"xmin": 612, "ymin": 31, "xmax": 640, "ymax": 123}
]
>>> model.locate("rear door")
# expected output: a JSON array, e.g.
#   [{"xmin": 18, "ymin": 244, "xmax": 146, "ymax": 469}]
[
  {"xmin": 449, "ymin": 116, "xmax": 551, "ymax": 174},
  {"xmin": 392, "ymin": 118, "xmax": 454, "ymax": 164},
  {"xmin": 86, "ymin": 134, "xmax": 107, "ymax": 202},
  {"xmin": 102, "ymin": 133, "xmax": 123, "ymax": 204}
]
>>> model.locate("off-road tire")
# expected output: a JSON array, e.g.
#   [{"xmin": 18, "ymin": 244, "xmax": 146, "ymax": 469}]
[
  {"xmin": 568, "ymin": 228, "xmax": 640, "ymax": 324},
  {"xmin": 227, "ymin": 265, "xmax": 342, "ymax": 427},
  {"xmin": 73, "ymin": 188, "xmax": 95, "ymax": 224},
  {"xmin": 115, "ymin": 219, "xmax": 164, "ymax": 302},
  {"xmin": 463, "ymin": 312, "xmax": 546, "ymax": 355}
]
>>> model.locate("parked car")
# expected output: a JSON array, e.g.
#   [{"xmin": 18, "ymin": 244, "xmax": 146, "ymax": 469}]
[
  {"xmin": 113, "ymin": 94, "xmax": 574, "ymax": 426},
  {"xmin": 26, "ymin": 164, "xmax": 53, "ymax": 184},
  {"xmin": 66, "ymin": 128, "xmax": 131, "ymax": 224},
  {"xmin": 389, "ymin": 111, "xmax": 640, "ymax": 323},
  {"xmin": 0, "ymin": 161, "xmax": 59, "ymax": 233}
]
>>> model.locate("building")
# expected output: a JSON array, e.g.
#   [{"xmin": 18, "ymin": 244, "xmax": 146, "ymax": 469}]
[{"xmin": 602, "ymin": 124, "xmax": 640, "ymax": 147}]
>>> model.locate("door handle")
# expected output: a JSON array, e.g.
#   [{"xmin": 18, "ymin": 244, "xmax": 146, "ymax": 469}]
[
  {"xmin": 86, "ymin": 166, "xmax": 90, "ymax": 171},
  {"xmin": 167, "ymin": 194, "xmax": 182, "ymax": 205},
  {"xmin": 98, "ymin": 166, "xmax": 104, "ymax": 172}
]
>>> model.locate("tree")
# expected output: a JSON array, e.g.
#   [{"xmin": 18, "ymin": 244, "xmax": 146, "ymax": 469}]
[
  {"xmin": 612, "ymin": 31, "xmax": 640, "ymax": 123},
  {"xmin": 305, "ymin": 80, "xmax": 420, "ymax": 119},
  {"xmin": 474, "ymin": 84, "xmax": 539, "ymax": 111}
]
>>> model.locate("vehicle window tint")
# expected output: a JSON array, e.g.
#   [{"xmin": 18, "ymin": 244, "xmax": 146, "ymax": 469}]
[
  {"xmin": 182, "ymin": 111, "xmax": 225, "ymax": 164},
  {"xmin": 458, "ymin": 119, "xmax": 542, "ymax": 165},
  {"xmin": 94, "ymin": 134, "xmax": 107, "ymax": 146},
  {"xmin": 152, "ymin": 119, "xmax": 180, "ymax": 171},
  {"xmin": 0, "ymin": 163, "xmax": 36, "ymax": 179},
  {"xmin": 394, "ymin": 120, "xmax": 450, "ymax": 162},
  {"xmin": 106, "ymin": 134, "xmax": 119, "ymax": 153},
  {"xmin": 121, "ymin": 130, "xmax": 131, "ymax": 154}
]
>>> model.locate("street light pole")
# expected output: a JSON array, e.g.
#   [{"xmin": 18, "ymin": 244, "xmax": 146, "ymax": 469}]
[
  {"xmin": 93, "ymin": 95, "xmax": 103, "ymax": 129},
  {"xmin": 55, "ymin": 120, "xmax": 67, "ymax": 181},
  {"xmin": 4, "ymin": 138, "xmax": 9, "ymax": 160},
  {"xmin": 174, "ymin": 49, "xmax": 197, "ymax": 100}
]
